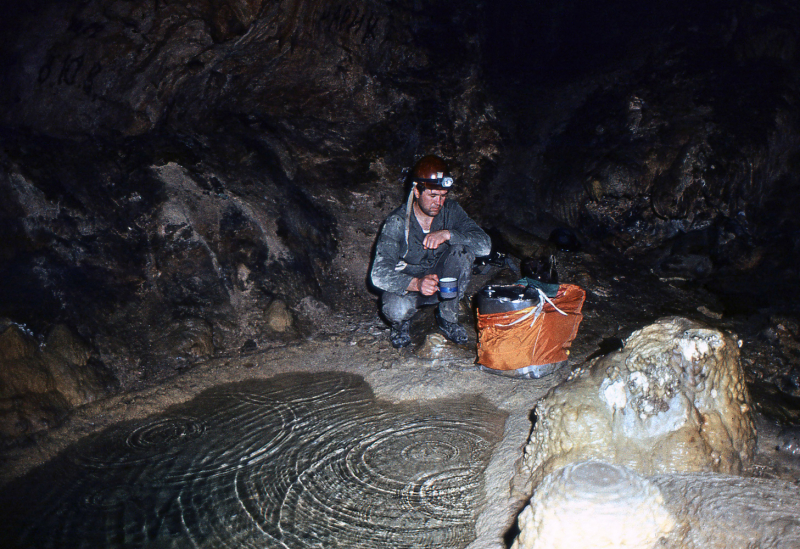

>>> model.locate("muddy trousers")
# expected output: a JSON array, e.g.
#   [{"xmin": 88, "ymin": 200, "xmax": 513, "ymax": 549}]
[{"xmin": 380, "ymin": 244, "xmax": 475, "ymax": 325}]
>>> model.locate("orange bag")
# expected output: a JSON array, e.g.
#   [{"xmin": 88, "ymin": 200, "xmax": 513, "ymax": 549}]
[{"xmin": 477, "ymin": 284, "xmax": 585, "ymax": 371}]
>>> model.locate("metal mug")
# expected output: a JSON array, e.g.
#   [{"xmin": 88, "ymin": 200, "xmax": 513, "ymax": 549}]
[{"xmin": 438, "ymin": 277, "xmax": 458, "ymax": 299}]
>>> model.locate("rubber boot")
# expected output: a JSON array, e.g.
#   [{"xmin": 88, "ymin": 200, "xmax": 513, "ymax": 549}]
[
  {"xmin": 390, "ymin": 320, "xmax": 412, "ymax": 348},
  {"xmin": 435, "ymin": 310, "xmax": 468, "ymax": 345}
]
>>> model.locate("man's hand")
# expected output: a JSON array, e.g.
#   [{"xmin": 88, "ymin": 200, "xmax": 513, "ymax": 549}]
[
  {"xmin": 422, "ymin": 230, "xmax": 451, "ymax": 250},
  {"xmin": 408, "ymin": 274, "xmax": 439, "ymax": 296}
]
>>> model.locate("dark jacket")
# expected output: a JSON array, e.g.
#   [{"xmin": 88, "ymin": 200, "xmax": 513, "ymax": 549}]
[{"xmin": 370, "ymin": 198, "xmax": 491, "ymax": 294}]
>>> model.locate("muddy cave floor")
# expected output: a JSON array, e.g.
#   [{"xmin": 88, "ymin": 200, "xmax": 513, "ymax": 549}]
[{"xmin": 1, "ymin": 251, "xmax": 800, "ymax": 547}]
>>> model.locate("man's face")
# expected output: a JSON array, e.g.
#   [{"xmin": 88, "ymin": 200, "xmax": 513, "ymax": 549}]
[{"xmin": 414, "ymin": 187, "xmax": 448, "ymax": 217}]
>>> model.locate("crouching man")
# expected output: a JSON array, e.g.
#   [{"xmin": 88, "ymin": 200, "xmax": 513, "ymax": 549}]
[{"xmin": 370, "ymin": 155, "xmax": 491, "ymax": 348}]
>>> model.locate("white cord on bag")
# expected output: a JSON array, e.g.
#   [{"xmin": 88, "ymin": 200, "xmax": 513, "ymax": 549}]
[{"xmin": 497, "ymin": 288, "xmax": 567, "ymax": 328}]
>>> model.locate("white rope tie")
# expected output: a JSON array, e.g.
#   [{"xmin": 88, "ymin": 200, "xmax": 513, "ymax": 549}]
[
  {"xmin": 498, "ymin": 288, "xmax": 567, "ymax": 327},
  {"xmin": 539, "ymin": 288, "xmax": 567, "ymax": 316},
  {"xmin": 403, "ymin": 182, "xmax": 416, "ymax": 252}
]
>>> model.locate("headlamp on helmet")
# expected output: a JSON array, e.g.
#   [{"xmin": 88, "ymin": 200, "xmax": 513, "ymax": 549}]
[{"xmin": 412, "ymin": 155, "xmax": 453, "ymax": 190}]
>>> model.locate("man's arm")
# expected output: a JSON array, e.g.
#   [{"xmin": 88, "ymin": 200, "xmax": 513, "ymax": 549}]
[
  {"xmin": 370, "ymin": 214, "xmax": 416, "ymax": 294},
  {"xmin": 422, "ymin": 230, "xmax": 451, "ymax": 250},
  {"xmin": 444, "ymin": 202, "xmax": 492, "ymax": 257},
  {"xmin": 407, "ymin": 273, "xmax": 439, "ymax": 295}
]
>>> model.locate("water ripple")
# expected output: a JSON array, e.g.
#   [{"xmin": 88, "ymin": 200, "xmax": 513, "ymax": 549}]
[{"xmin": 0, "ymin": 372, "xmax": 505, "ymax": 548}]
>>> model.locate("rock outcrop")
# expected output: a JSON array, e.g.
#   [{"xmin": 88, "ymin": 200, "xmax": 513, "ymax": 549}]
[
  {"xmin": 523, "ymin": 317, "xmax": 756, "ymax": 484},
  {"xmin": 653, "ymin": 471, "xmax": 800, "ymax": 549}
]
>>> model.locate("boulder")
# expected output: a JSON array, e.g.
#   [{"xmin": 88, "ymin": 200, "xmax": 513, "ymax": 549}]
[
  {"xmin": 151, "ymin": 318, "xmax": 215, "ymax": 360},
  {"xmin": 265, "ymin": 300, "xmax": 293, "ymax": 333},
  {"xmin": 523, "ymin": 317, "xmax": 756, "ymax": 484}
]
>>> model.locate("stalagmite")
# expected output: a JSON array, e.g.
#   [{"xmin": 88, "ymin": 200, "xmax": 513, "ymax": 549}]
[{"xmin": 523, "ymin": 317, "xmax": 756, "ymax": 484}]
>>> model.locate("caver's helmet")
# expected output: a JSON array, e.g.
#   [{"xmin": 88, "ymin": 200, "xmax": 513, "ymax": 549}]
[{"xmin": 412, "ymin": 155, "xmax": 454, "ymax": 190}]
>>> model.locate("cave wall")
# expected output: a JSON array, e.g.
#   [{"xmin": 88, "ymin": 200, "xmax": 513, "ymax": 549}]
[
  {"xmin": 0, "ymin": 0, "xmax": 500, "ymax": 391},
  {"xmin": 481, "ymin": 0, "xmax": 800, "ymax": 298},
  {"xmin": 0, "ymin": 0, "xmax": 500, "ymax": 175},
  {"xmin": 2, "ymin": 0, "xmax": 800, "ymax": 401}
]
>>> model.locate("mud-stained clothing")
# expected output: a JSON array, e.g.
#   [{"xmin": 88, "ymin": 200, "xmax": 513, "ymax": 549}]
[
  {"xmin": 379, "ymin": 244, "xmax": 474, "ymax": 324},
  {"xmin": 370, "ymin": 199, "xmax": 490, "ymax": 324}
]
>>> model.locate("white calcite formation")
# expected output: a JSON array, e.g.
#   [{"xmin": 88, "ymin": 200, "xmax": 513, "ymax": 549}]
[
  {"xmin": 511, "ymin": 461, "xmax": 676, "ymax": 549},
  {"xmin": 652, "ymin": 472, "xmax": 800, "ymax": 549},
  {"xmin": 512, "ymin": 462, "xmax": 800, "ymax": 549},
  {"xmin": 523, "ymin": 317, "xmax": 755, "ymax": 484}
]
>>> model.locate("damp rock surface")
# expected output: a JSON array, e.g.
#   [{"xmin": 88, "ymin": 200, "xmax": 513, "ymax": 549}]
[
  {"xmin": 0, "ymin": 371, "xmax": 506, "ymax": 549},
  {"xmin": 1, "ymin": 0, "xmax": 800, "ymax": 442},
  {"xmin": 523, "ymin": 316, "xmax": 756, "ymax": 483}
]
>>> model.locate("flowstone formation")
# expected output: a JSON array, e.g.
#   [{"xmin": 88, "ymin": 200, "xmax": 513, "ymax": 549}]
[
  {"xmin": 0, "ymin": 322, "xmax": 114, "ymax": 439},
  {"xmin": 523, "ymin": 317, "xmax": 755, "ymax": 484},
  {"xmin": 511, "ymin": 461, "xmax": 676, "ymax": 549},
  {"xmin": 0, "ymin": 372, "xmax": 506, "ymax": 549}
]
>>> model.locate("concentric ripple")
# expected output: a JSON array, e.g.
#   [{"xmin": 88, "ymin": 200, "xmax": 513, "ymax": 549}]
[
  {"xmin": 68, "ymin": 415, "xmax": 208, "ymax": 469},
  {"xmin": 0, "ymin": 372, "xmax": 506, "ymax": 549}
]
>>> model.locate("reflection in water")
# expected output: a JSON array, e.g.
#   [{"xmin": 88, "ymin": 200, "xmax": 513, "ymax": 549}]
[{"xmin": 0, "ymin": 372, "xmax": 506, "ymax": 548}]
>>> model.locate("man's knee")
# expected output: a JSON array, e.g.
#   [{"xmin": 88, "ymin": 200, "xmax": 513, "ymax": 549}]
[
  {"xmin": 381, "ymin": 292, "xmax": 417, "ymax": 324},
  {"xmin": 440, "ymin": 244, "xmax": 475, "ymax": 279},
  {"xmin": 453, "ymin": 244, "xmax": 476, "ymax": 264}
]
